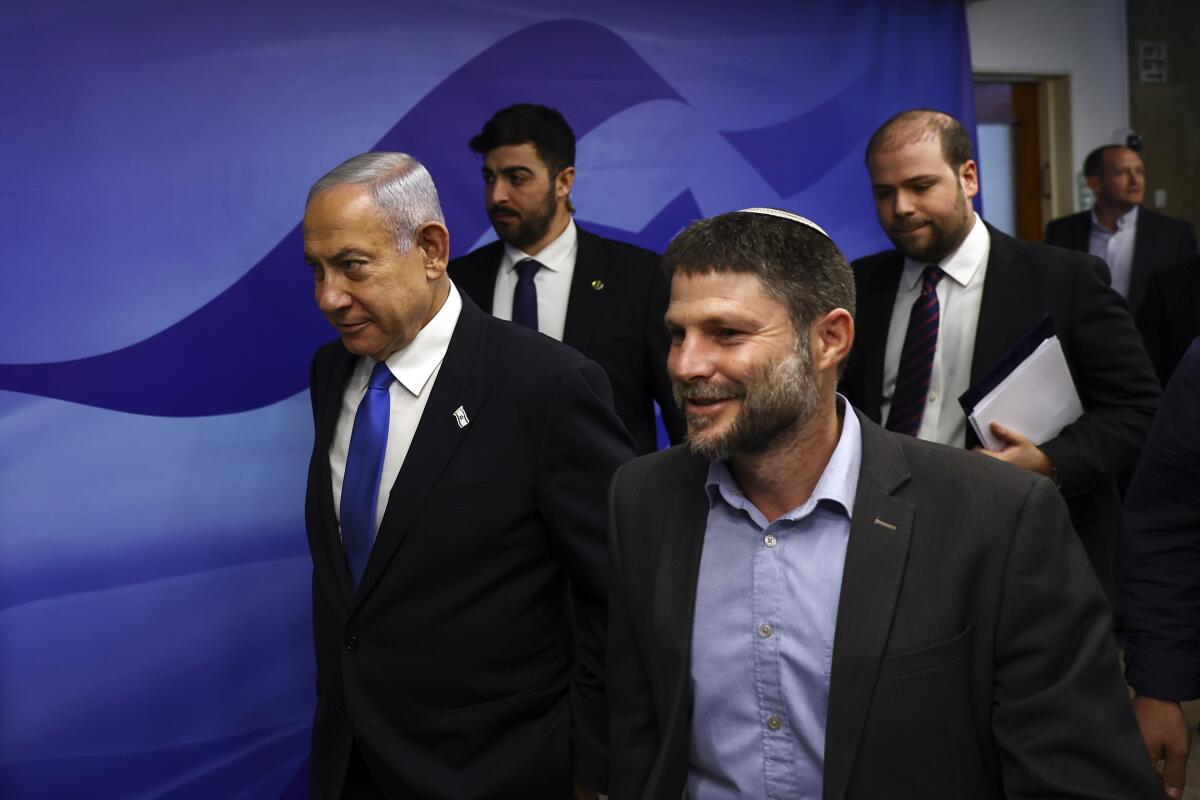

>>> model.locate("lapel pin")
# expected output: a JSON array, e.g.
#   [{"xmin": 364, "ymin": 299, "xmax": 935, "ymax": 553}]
[
  {"xmin": 873, "ymin": 517, "xmax": 898, "ymax": 531},
  {"xmin": 452, "ymin": 405, "xmax": 470, "ymax": 429},
  {"xmin": 591, "ymin": 279, "xmax": 605, "ymax": 291}
]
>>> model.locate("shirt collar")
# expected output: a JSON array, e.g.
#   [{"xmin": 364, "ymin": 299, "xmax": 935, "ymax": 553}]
[
  {"xmin": 704, "ymin": 396, "xmax": 862, "ymax": 523},
  {"xmin": 501, "ymin": 218, "xmax": 578, "ymax": 274},
  {"xmin": 356, "ymin": 282, "xmax": 462, "ymax": 397},
  {"xmin": 901, "ymin": 211, "xmax": 989, "ymax": 290},
  {"xmin": 1091, "ymin": 204, "xmax": 1139, "ymax": 234}
]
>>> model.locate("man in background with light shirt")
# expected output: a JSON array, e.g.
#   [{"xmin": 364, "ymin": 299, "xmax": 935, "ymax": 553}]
[
  {"xmin": 1046, "ymin": 144, "xmax": 1196, "ymax": 317},
  {"xmin": 839, "ymin": 109, "xmax": 1158, "ymax": 609},
  {"xmin": 606, "ymin": 207, "xmax": 1159, "ymax": 798}
]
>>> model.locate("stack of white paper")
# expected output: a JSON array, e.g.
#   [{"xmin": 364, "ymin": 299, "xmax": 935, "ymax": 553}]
[{"xmin": 968, "ymin": 335, "xmax": 1083, "ymax": 451}]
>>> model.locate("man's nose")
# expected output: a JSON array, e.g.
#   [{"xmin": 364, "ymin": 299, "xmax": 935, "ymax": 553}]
[
  {"xmin": 487, "ymin": 180, "xmax": 509, "ymax": 206},
  {"xmin": 669, "ymin": 336, "xmax": 715, "ymax": 382},
  {"xmin": 315, "ymin": 270, "xmax": 352, "ymax": 314},
  {"xmin": 893, "ymin": 190, "xmax": 915, "ymax": 216}
]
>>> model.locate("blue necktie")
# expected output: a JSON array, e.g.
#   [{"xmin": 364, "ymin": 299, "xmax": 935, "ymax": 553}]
[
  {"xmin": 512, "ymin": 258, "xmax": 542, "ymax": 330},
  {"xmin": 340, "ymin": 361, "xmax": 393, "ymax": 588},
  {"xmin": 886, "ymin": 265, "xmax": 944, "ymax": 437}
]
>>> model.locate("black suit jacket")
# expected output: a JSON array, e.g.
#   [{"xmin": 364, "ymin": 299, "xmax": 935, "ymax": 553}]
[
  {"xmin": 449, "ymin": 224, "xmax": 684, "ymax": 454},
  {"xmin": 1044, "ymin": 205, "xmax": 1198, "ymax": 315},
  {"xmin": 607, "ymin": 412, "xmax": 1159, "ymax": 799},
  {"xmin": 1136, "ymin": 255, "xmax": 1200, "ymax": 385},
  {"xmin": 840, "ymin": 225, "xmax": 1159, "ymax": 603},
  {"xmin": 1123, "ymin": 339, "xmax": 1200, "ymax": 700},
  {"xmin": 305, "ymin": 296, "xmax": 634, "ymax": 799}
]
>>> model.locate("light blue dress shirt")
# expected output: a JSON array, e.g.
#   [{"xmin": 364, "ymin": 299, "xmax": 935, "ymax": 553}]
[
  {"xmin": 1089, "ymin": 205, "xmax": 1138, "ymax": 298},
  {"xmin": 688, "ymin": 402, "xmax": 862, "ymax": 800}
]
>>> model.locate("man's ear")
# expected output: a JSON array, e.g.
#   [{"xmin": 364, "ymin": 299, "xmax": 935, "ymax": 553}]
[
  {"xmin": 810, "ymin": 308, "xmax": 854, "ymax": 375},
  {"xmin": 959, "ymin": 159, "xmax": 979, "ymax": 200},
  {"xmin": 415, "ymin": 222, "xmax": 450, "ymax": 279},
  {"xmin": 1085, "ymin": 174, "xmax": 1101, "ymax": 197},
  {"xmin": 555, "ymin": 165, "xmax": 576, "ymax": 201}
]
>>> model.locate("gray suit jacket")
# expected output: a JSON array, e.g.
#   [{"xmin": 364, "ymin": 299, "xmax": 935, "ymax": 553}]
[{"xmin": 607, "ymin": 410, "xmax": 1159, "ymax": 799}]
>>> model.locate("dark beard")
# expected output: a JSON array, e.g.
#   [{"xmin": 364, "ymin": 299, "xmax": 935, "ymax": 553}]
[
  {"xmin": 890, "ymin": 184, "xmax": 971, "ymax": 264},
  {"xmin": 674, "ymin": 339, "xmax": 820, "ymax": 462},
  {"xmin": 489, "ymin": 183, "xmax": 557, "ymax": 251}
]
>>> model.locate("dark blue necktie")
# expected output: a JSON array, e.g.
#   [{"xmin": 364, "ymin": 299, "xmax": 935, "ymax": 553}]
[
  {"xmin": 886, "ymin": 265, "xmax": 944, "ymax": 437},
  {"xmin": 340, "ymin": 361, "xmax": 393, "ymax": 588},
  {"xmin": 512, "ymin": 258, "xmax": 542, "ymax": 330}
]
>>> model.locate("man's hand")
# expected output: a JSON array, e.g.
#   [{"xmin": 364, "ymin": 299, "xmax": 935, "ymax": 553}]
[
  {"xmin": 574, "ymin": 785, "xmax": 603, "ymax": 800},
  {"xmin": 973, "ymin": 422, "xmax": 1053, "ymax": 477},
  {"xmin": 1132, "ymin": 694, "xmax": 1190, "ymax": 799}
]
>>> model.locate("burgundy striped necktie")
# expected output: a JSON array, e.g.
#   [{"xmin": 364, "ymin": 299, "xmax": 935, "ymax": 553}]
[{"xmin": 886, "ymin": 265, "xmax": 945, "ymax": 437}]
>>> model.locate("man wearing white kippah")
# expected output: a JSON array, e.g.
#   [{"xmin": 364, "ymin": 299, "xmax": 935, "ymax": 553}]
[{"xmin": 606, "ymin": 208, "xmax": 1159, "ymax": 798}]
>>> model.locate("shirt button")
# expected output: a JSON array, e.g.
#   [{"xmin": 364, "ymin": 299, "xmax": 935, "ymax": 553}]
[
  {"xmin": 767, "ymin": 715, "xmax": 782, "ymax": 731},
  {"xmin": 759, "ymin": 623, "xmax": 773, "ymax": 638},
  {"xmin": 764, "ymin": 533, "xmax": 778, "ymax": 548},
  {"xmin": 928, "ymin": 391, "xmax": 938, "ymax": 402}
]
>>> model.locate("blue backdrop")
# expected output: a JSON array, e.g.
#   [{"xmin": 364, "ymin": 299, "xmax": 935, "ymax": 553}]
[{"xmin": 0, "ymin": 2, "xmax": 973, "ymax": 796}]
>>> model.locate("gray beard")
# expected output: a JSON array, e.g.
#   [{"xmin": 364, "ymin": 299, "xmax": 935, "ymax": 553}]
[{"xmin": 674, "ymin": 340, "xmax": 820, "ymax": 462}]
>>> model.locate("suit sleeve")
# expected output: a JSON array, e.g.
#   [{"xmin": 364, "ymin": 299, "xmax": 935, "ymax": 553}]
[
  {"xmin": 1043, "ymin": 217, "xmax": 1066, "ymax": 247},
  {"xmin": 1176, "ymin": 221, "xmax": 1198, "ymax": 264},
  {"xmin": 991, "ymin": 477, "xmax": 1161, "ymax": 798},
  {"xmin": 1038, "ymin": 254, "xmax": 1160, "ymax": 495},
  {"xmin": 1135, "ymin": 270, "xmax": 1171, "ymax": 385},
  {"xmin": 644, "ymin": 259, "xmax": 686, "ymax": 445},
  {"xmin": 1123, "ymin": 342, "xmax": 1200, "ymax": 701},
  {"xmin": 606, "ymin": 464, "xmax": 662, "ymax": 800},
  {"xmin": 537, "ymin": 358, "xmax": 636, "ymax": 792}
]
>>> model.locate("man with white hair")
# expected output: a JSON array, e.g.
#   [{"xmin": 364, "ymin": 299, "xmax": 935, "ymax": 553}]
[{"xmin": 302, "ymin": 152, "xmax": 631, "ymax": 799}]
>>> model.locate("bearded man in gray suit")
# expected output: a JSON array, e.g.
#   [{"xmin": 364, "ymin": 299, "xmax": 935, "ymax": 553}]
[{"xmin": 605, "ymin": 208, "xmax": 1158, "ymax": 799}]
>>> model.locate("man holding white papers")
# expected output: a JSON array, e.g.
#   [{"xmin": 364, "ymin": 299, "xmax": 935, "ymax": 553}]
[{"xmin": 840, "ymin": 109, "xmax": 1160, "ymax": 607}]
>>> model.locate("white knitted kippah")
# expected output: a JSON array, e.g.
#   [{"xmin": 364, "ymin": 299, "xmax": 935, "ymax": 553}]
[{"xmin": 738, "ymin": 207, "xmax": 830, "ymax": 239}]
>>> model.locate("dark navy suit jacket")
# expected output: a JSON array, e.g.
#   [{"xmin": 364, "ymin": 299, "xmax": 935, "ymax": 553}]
[
  {"xmin": 305, "ymin": 295, "xmax": 634, "ymax": 798},
  {"xmin": 1123, "ymin": 338, "xmax": 1200, "ymax": 700}
]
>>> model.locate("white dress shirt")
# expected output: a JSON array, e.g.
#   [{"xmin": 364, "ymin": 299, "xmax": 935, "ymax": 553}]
[
  {"xmin": 882, "ymin": 213, "xmax": 990, "ymax": 447},
  {"xmin": 329, "ymin": 282, "xmax": 463, "ymax": 536},
  {"xmin": 490, "ymin": 219, "xmax": 578, "ymax": 341},
  {"xmin": 1089, "ymin": 205, "xmax": 1138, "ymax": 298}
]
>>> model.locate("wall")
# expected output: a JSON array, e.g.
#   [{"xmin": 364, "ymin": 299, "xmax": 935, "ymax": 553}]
[
  {"xmin": 1128, "ymin": 0, "xmax": 1200, "ymax": 230},
  {"xmin": 966, "ymin": 0, "xmax": 1129, "ymax": 214},
  {"xmin": 0, "ymin": 3, "xmax": 976, "ymax": 796}
]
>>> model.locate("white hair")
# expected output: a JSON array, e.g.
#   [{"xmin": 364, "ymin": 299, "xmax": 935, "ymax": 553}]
[{"xmin": 307, "ymin": 152, "xmax": 445, "ymax": 252}]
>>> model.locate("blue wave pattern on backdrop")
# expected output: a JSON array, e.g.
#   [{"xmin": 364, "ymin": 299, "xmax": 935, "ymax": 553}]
[{"xmin": 0, "ymin": 2, "xmax": 972, "ymax": 796}]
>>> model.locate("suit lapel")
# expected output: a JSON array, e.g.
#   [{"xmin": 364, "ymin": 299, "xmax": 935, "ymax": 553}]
[
  {"xmin": 824, "ymin": 415, "xmax": 914, "ymax": 800},
  {"xmin": 966, "ymin": 227, "xmax": 1032, "ymax": 449},
  {"xmin": 562, "ymin": 226, "xmax": 612, "ymax": 354},
  {"xmin": 350, "ymin": 298, "xmax": 493, "ymax": 611},
  {"xmin": 651, "ymin": 450, "xmax": 711, "ymax": 778},
  {"xmin": 1129, "ymin": 207, "xmax": 1157, "ymax": 311},
  {"xmin": 971, "ymin": 227, "xmax": 1029, "ymax": 387},
  {"xmin": 856, "ymin": 254, "xmax": 904, "ymax": 422},
  {"xmin": 312, "ymin": 346, "xmax": 359, "ymax": 611},
  {"xmin": 454, "ymin": 241, "xmax": 504, "ymax": 314},
  {"xmin": 1071, "ymin": 211, "xmax": 1091, "ymax": 251}
]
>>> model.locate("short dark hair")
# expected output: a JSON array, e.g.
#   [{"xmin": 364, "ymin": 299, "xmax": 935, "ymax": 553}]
[
  {"xmin": 1083, "ymin": 145, "xmax": 1132, "ymax": 178},
  {"xmin": 866, "ymin": 108, "xmax": 974, "ymax": 171},
  {"xmin": 468, "ymin": 103, "xmax": 576, "ymax": 176},
  {"xmin": 662, "ymin": 211, "xmax": 856, "ymax": 333}
]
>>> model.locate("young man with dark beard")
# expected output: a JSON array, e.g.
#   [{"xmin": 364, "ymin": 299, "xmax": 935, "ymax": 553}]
[
  {"xmin": 448, "ymin": 103, "xmax": 683, "ymax": 453},
  {"xmin": 605, "ymin": 208, "xmax": 1159, "ymax": 799}
]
